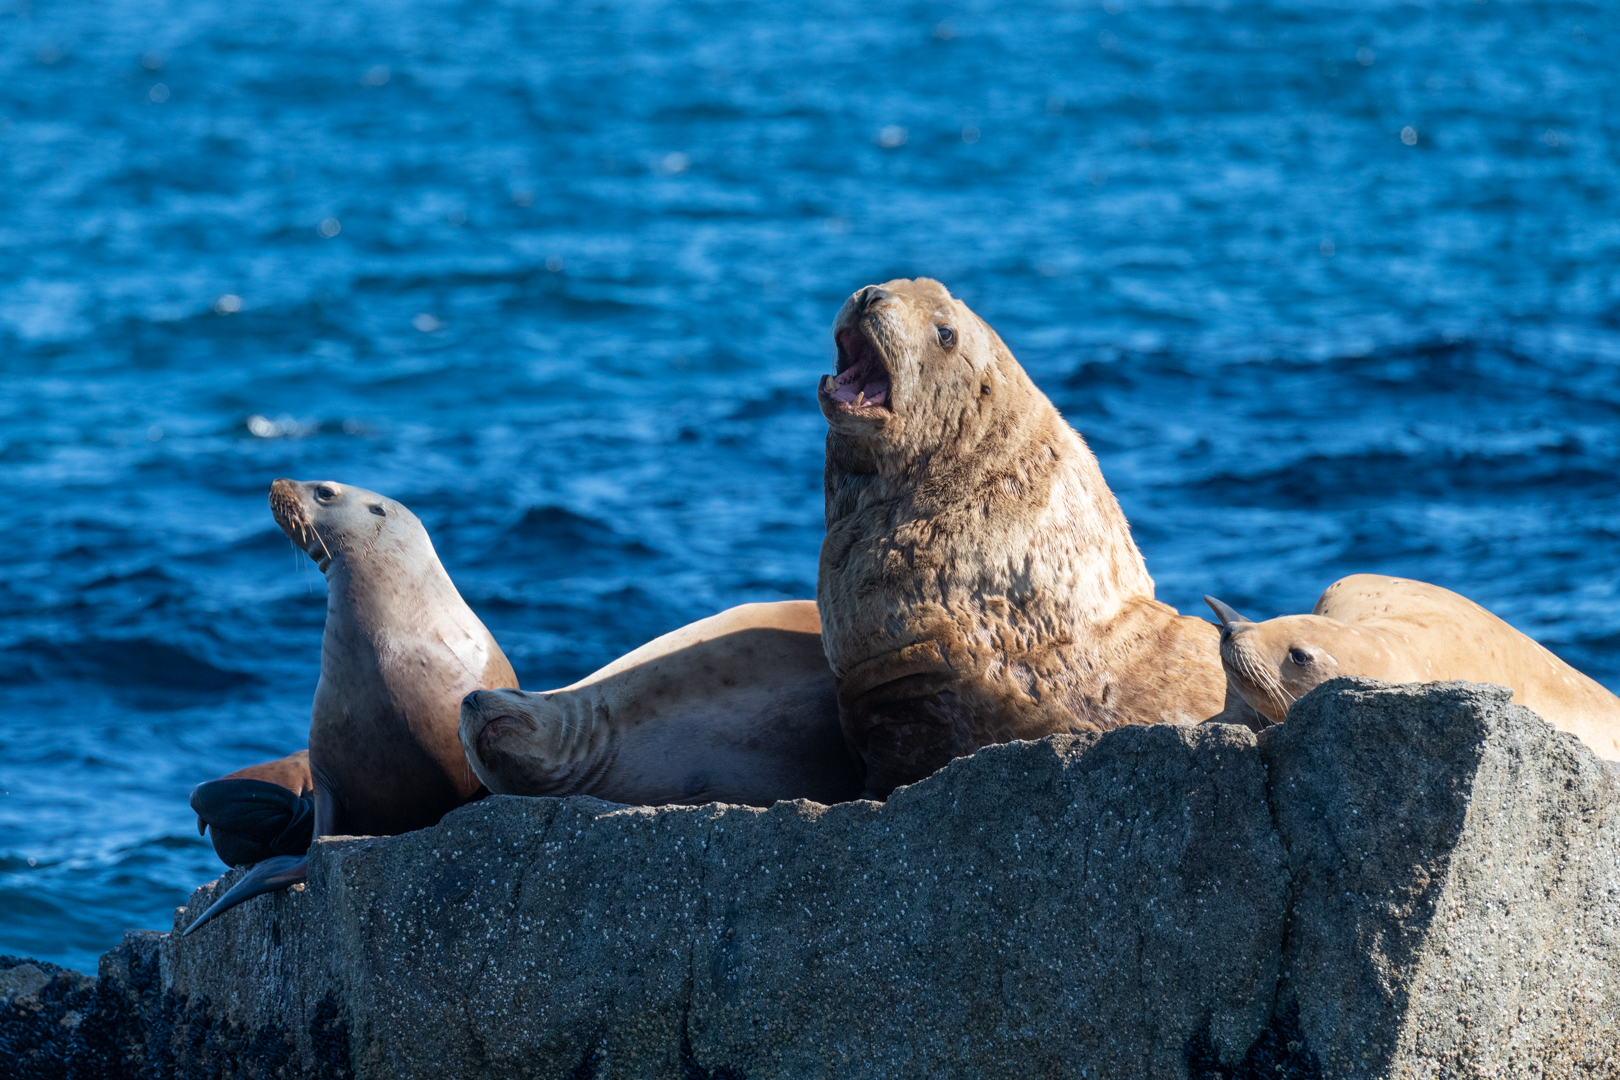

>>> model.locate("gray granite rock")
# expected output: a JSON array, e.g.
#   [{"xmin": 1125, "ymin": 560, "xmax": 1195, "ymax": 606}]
[
  {"xmin": 4, "ymin": 680, "xmax": 1617, "ymax": 1079},
  {"xmin": 166, "ymin": 721, "xmax": 1286, "ymax": 1079},
  {"xmin": 1260, "ymin": 679, "xmax": 1620, "ymax": 1079}
]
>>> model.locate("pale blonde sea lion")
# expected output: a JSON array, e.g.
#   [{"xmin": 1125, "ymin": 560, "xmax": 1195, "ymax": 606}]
[
  {"xmin": 1206, "ymin": 574, "xmax": 1620, "ymax": 760},
  {"xmin": 816, "ymin": 278, "xmax": 1250, "ymax": 799},
  {"xmin": 459, "ymin": 600, "xmax": 862, "ymax": 806},
  {"xmin": 183, "ymin": 479, "xmax": 519, "ymax": 933}
]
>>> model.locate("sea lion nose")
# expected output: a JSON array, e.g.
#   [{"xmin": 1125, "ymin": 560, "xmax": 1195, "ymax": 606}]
[{"xmin": 858, "ymin": 286, "xmax": 889, "ymax": 313}]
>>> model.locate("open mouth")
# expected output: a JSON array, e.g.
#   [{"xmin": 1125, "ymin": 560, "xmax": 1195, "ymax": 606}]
[{"xmin": 822, "ymin": 328, "xmax": 892, "ymax": 412}]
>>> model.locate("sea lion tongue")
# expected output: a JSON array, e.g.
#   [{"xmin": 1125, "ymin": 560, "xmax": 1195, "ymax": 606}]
[{"xmin": 828, "ymin": 329, "xmax": 890, "ymax": 408}]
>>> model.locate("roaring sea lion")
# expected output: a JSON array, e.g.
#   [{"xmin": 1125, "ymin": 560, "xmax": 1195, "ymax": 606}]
[
  {"xmin": 191, "ymin": 749, "xmax": 314, "ymax": 868},
  {"xmin": 1206, "ymin": 575, "xmax": 1620, "ymax": 760},
  {"xmin": 460, "ymin": 600, "xmax": 862, "ymax": 806},
  {"xmin": 816, "ymin": 278, "xmax": 1250, "ymax": 799},
  {"xmin": 183, "ymin": 479, "xmax": 519, "ymax": 934}
]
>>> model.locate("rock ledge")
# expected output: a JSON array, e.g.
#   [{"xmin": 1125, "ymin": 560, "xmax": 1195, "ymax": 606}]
[{"xmin": 3, "ymin": 680, "xmax": 1617, "ymax": 1079}]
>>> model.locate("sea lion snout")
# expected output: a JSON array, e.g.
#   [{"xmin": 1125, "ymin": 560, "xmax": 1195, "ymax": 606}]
[
  {"xmin": 822, "ymin": 286, "xmax": 899, "ymax": 418},
  {"xmin": 854, "ymin": 285, "xmax": 888, "ymax": 313},
  {"xmin": 1215, "ymin": 629, "xmax": 1291, "ymax": 726},
  {"xmin": 459, "ymin": 687, "xmax": 604, "ymax": 796},
  {"xmin": 820, "ymin": 277, "xmax": 971, "ymax": 430},
  {"xmin": 269, "ymin": 478, "xmax": 324, "ymax": 562},
  {"xmin": 1212, "ymin": 608, "xmax": 1350, "ymax": 726},
  {"xmin": 460, "ymin": 689, "xmax": 533, "ymax": 747},
  {"xmin": 269, "ymin": 478, "xmax": 401, "ymax": 574},
  {"xmin": 459, "ymin": 688, "xmax": 541, "ymax": 775}
]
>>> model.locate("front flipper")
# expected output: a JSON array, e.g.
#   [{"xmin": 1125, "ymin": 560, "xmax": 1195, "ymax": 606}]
[
  {"xmin": 190, "ymin": 777, "xmax": 315, "ymax": 867},
  {"xmin": 182, "ymin": 854, "xmax": 307, "ymax": 936},
  {"xmin": 837, "ymin": 644, "xmax": 964, "ymax": 800}
]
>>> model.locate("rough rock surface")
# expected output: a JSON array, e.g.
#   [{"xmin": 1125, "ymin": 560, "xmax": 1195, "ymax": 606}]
[
  {"xmin": 1263, "ymin": 681, "xmax": 1620, "ymax": 1079},
  {"xmin": 3, "ymin": 680, "xmax": 1616, "ymax": 1079}
]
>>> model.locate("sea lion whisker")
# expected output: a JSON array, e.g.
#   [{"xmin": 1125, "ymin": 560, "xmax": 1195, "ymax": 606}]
[
  {"xmin": 1244, "ymin": 648, "xmax": 1294, "ymax": 712},
  {"xmin": 310, "ymin": 524, "xmax": 333, "ymax": 568},
  {"xmin": 188, "ymin": 478, "xmax": 524, "ymax": 934}
]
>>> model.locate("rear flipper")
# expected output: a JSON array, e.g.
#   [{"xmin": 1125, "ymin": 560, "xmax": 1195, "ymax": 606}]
[
  {"xmin": 190, "ymin": 777, "xmax": 315, "ymax": 867},
  {"xmin": 182, "ymin": 854, "xmax": 307, "ymax": 936},
  {"xmin": 191, "ymin": 777, "xmax": 314, "ymax": 867}
]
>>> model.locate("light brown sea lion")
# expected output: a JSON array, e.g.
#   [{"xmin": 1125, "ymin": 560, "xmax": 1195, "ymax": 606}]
[
  {"xmin": 1206, "ymin": 575, "xmax": 1620, "ymax": 760},
  {"xmin": 191, "ymin": 749, "xmax": 315, "ymax": 868},
  {"xmin": 460, "ymin": 600, "xmax": 862, "ymax": 806},
  {"xmin": 816, "ymin": 277, "xmax": 1249, "ymax": 799},
  {"xmin": 183, "ymin": 479, "xmax": 519, "ymax": 933}
]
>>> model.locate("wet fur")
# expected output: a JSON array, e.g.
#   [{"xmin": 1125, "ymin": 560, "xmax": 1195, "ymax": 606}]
[{"xmin": 817, "ymin": 278, "xmax": 1238, "ymax": 798}]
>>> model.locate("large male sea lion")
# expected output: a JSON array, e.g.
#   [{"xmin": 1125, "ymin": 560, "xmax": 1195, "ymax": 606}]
[
  {"xmin": 460, "ymin": 600, "xmax": 862, "ymax": 806},
  {"xmin": 1206, "ymin": 575, "xmax": 1620, "ymax": 760},
  {"xmin": 183, "ymin": 479, "xmax": 519, "ymax": 933},
  {"xmin": 816, "ymin": 278, "xmax": 1249, "ymax": 799}
]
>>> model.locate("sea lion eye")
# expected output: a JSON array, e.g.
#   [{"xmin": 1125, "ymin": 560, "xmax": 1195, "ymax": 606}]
[
  {"xmin": 315, "ymin": 485, "xmax": 339, "ymax": 502},
  {"xmin": 1287, "ymin": 648, "xmax": 1313, "ymax": 667},
  {"xmin": 369, "ymin": 504, "xmax": 386, "ymax": 517},
  {"xmin": 936, "ymin": 325, "xmax": 956, "ymax": 348}
]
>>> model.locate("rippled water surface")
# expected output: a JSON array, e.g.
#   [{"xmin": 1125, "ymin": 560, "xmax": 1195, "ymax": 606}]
[{"xmin": 3, "ymin": 0, "xmax": 1617, "ymax": 971}]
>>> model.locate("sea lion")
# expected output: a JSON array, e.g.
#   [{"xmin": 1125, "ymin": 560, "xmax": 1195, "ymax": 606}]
[
  {"xmin": 460, "ymin": 600, "xmax": 862, "ymax": 806},
  {"xmin": 191, "ymin": 749, "xmax": 315, "ymax": 868},
  {"xmin": 816, "ymin": 278, "xmax": 1250, "ymax": 799},
  {"xmin": 1206, "ymin": 575, "xmax": 1620, "ymax": 760},
  {"xmin": 183, "ymin": 479, "xmax": 519, "ymax": 934}
]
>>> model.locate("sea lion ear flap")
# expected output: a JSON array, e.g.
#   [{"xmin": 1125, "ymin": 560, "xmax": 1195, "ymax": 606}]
[{"xmin": 1204, "ymin": 596, "xmax": 1252, "ymax": 628}]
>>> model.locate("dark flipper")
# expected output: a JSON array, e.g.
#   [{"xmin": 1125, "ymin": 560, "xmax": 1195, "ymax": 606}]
[
  {"xmin": 1203, "ymin": 595, "xmax": 1251, "ymax": 629},
  {"xmin": 190, "ymin": 778, "xmax": 315, "ymax": 867},
  {"xmin": 182, "ymin": 854, "xmax": 307, "ymax": 936}
]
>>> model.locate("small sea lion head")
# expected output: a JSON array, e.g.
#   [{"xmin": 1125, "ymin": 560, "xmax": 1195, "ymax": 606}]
[
  {"xmin": 269, "ymin": 478, "xmax": 408, "ymax": 573},
  {"xmin": 459, "ymin": 688, "xmax": 579, "ymax": 795},
  {"xmin": 820, "ymin": 277, "xmax": 1014, "ymax": 460},
  {"xmin": 1205, "ymin": 596, "xmax": 1345, "ymax": 725}
]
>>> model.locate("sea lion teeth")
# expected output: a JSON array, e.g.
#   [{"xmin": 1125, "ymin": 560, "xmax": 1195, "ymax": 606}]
[
  {"xmin": 1217, "ymin": 574, "xmax": 1620, "ymax": 761},
  {"xmin": 817, "ymin": 277, "xmax": 1246, "ymax": 800}
]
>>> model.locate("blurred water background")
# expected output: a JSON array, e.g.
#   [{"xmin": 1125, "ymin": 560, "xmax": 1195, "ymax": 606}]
[{"xmin": 2, "ymin": 0, "xmax": 1617, "ymax": 972}]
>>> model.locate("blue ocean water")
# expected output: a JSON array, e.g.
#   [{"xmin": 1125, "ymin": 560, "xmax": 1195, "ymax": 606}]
[{"xmin": 2, "ymin": 0, "xmax": 1617, "ymax": 973}]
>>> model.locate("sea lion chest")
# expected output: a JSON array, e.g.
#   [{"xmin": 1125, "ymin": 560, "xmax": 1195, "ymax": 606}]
[{"xmin": 309, "ymin": 573, "xmax": 504, "ymax": 836}]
